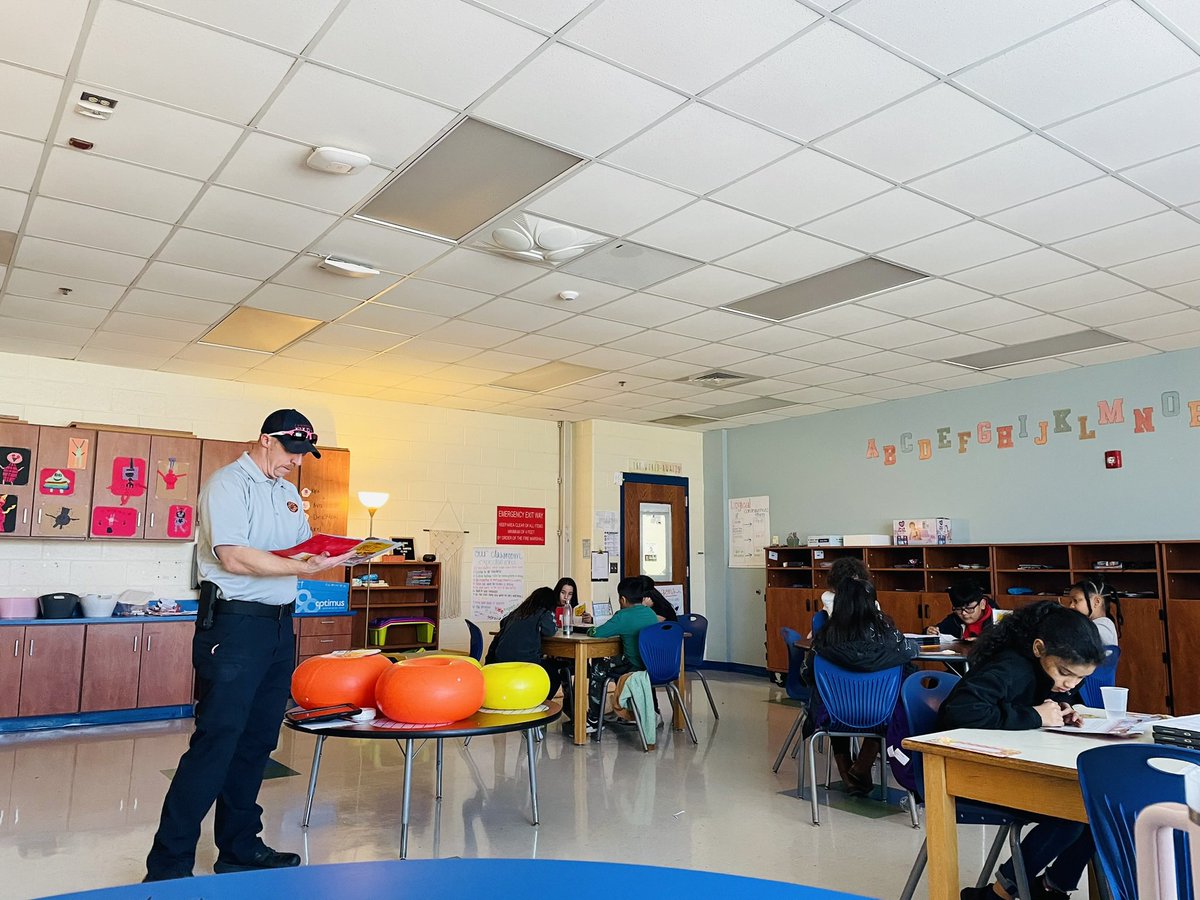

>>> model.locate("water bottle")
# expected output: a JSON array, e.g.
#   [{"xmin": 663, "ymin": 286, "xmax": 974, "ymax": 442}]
[{"xmin": 564, "ymin": 604, "xmax": 573, "ymax": 636}]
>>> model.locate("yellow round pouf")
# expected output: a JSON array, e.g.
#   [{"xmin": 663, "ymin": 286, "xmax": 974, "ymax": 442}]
[{"xmin": 481, "ymin": 662, "xmax": 550, "ymax": 710}]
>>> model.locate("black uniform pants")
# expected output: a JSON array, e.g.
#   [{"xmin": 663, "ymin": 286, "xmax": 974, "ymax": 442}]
[{"xmin": 146, "ymin": 610, "xmax": 294, "ymax": 876}]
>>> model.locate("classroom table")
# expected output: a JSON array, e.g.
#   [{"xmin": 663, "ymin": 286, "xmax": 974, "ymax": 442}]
[
  {"xmin": 285, "ymin": 702, "xmax": 561, "ymax": 858},
  {"xmin": 50, "ymin": 858, "xmax": 872, "ymax": 900},
  {"xmin": 904, "ymin": 715, "xmax": 1152, "ymax": 900},
  {"xmin": 792, "ymin": 636, "xmax": 972, "ymax": 664}
]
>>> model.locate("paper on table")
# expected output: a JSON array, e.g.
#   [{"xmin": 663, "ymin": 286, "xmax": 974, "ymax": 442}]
[
  {"xmin": 926, "ymin": 736, "xmax": 1022, "ymax": 757},
  {"xmin": 1045, "ymin": 711, "xmax": 1162, "ymax": 738}
]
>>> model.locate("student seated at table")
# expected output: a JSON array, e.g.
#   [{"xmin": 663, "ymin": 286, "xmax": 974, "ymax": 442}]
[
  {"xmin": 579, "ymin": 577, "xmax": 658, "ymax": 735},
  {"xmin": 486, "ymin": 586, "xmax": 563, "ymax": 702},
  {"xmin": 1061, "ymin": 579, "xmax": 1118, "ymax": 647},
  {"xmin": 803, "ymin": 577, "xmax": 915, "ymax": 795},
  {"xmin": 809, "ymin": 556, "xmax": 870, "ymax": 637},
  {"xmin": 637, "ymin": 574, "xmax": 678, "ymax": 622},
  {"xmin": 938, "ymin": 601, "xmax": 1105, "ymax": 900},
  {"xmin": 926, "ymin": 579, "xmax": 996, "ymax": 639}
]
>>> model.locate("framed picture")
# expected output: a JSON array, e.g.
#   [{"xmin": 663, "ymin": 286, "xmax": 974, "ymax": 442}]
[{"xmin": 392, "ymin": 537, "xmax": 415, "ymax": 560}]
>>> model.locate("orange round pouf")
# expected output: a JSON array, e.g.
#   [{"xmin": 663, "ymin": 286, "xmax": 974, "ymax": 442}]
[
  {"xmin": 291, "ymin": 649, "xmax": 392, "ymax": 710},
  {"xmin": 375, "ymin": 656, "xmax": 485, "ymax": 724}
]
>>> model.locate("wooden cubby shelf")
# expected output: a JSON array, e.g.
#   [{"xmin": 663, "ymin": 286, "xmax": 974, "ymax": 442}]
[{"xmin": 346, "ymin": 558, "xmax": 441, "ymax": 655}]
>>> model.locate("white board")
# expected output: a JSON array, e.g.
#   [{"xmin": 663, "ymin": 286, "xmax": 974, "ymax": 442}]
[
  {"xmin": 729, "ymin": 495, "xmax": 771, "ymax": 568},
  {"xmin": 658, "ymin": 583, "xmax": 685, "ymax": 614},
  {"xmin": 470, "ymin": 547, "xmax": 525, "ymax": 621}
]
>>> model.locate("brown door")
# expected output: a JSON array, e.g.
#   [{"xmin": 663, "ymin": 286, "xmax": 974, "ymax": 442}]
[
  {"xmin": 138, "ymin": 621, "xmax": 195, "ymax": 707},
  {"xmin": 19, "ymin": 625, "xmax": 85, "ymax": 716},
  {"xmin": 90, "ymin": 431, "xmax": 152, "ymax": 539},
  {"xmin": 80, "ymin": 624, "xmax": 142, "ymax": 712},
  {"xmin": 1165, "ymin": 599, "xmax": 1198, "ymax": 714},
  {"xmin": 878, "ymin": 591, "xmax": 923, "ymax": 635},
  {"xmin": 32, "ymin": 426, "xmax": 96, "ymax": 538},
  {"xmin": 145, "ymin": 435, "xmax": 201, "ymax": 540},
  {"xmin": 621, "ymin": 476, "xmax": 689, "ymax": 613},
  {"xmin": 0, "ymin": 422, "xmax": 40, "ymax": 537},
  {"xmin": 290, "ymin": 447, "xmax": 351, "ymax": 583},
  {"xmin": 921, "ymin": 591, "xmax": 954, "ymax": 632},
  {"xmin": 0, "ymin": 626, "xmax": 23, "ymax": 717}
]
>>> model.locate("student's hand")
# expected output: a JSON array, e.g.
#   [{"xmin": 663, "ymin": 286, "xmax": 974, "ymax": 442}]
[
  {"xmin": 925, "ymin": 626, "xmax": 939, "ymax": 636},
  {"xmin": 1060, "ymin": 703, "xmax": 1083, "ymax": 727},
  {"xmin": 1036, "ymin": 700, "xmax": 1065, "ymax": 727}
]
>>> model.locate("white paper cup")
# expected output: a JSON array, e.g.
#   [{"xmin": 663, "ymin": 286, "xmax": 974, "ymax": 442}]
[{"xmin": 1100, "ymin": 685, "xmax": 1129, "ymax": 720}]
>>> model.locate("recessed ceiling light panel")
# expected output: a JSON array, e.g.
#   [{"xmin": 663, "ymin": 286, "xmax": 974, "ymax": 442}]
[
  {"xmin": 202, "ymin": 307, "xmax": 322, "ymax": 353},
  {"xmin": 946, "ymin": 330, "xmax": 1125, "ymax": 370},
  {"xmin": 721, "ymin": 258, "xmax": 927, "ymax": 322},
  {"xmin": 650, "ymin": 414, "xmax": 719, "ymax": 428}
]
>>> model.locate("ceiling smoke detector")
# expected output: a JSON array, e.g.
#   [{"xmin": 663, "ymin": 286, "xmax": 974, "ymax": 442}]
[
  {"xmin": 306, "ymin": 146, "xmax": 372, "ymax": 175},
  {"xmin": 476, "ymin": 213, "xmax": 604, "ymax": 265},
  {"xmin": 319, "ymin": 256, "xmax": 381, "ymax": 278}
]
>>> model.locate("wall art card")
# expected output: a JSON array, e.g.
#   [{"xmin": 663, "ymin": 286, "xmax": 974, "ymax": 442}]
[
  {"xmin": 0, "ymin": 493, "xmax": 17, "ymax": 533},
  {"xmin": 39, "ymin": 468, "xmax": 75, "ymax": 496},
  {"xmin": 67, "ymin": 437, "xmax": 89, "ymax": 469},
  {"xmin": 109, "ymin": 457, "xmax": 147, "ymax": 502},
  {"xmin": 167, "ymin": 504, "xmax": 193, "ymax": 539},
  {"xmin": 155, "ymin": 457, "xmax": 190, "ymax": 500},
  {"xmin": 0, "ymin": 447, "xmax": 31, "ymax": 486},
  {"xmin": 42, "ymin": 503, "xmax": 84, "ymax": 536},
  {"xmin": 92, "ymin": 505, "xmax": 139, "ymax": 537}
]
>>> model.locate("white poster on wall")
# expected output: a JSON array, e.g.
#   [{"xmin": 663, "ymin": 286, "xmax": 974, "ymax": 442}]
[
  {"xmin": 470, "ymin": 547, "xmax": 525, "ymax": 621},
  {"xmin": 729, "ymin": 495, "xmax": 771, "ymax": 568},
  {"xmin": 658, "ymin": 583, "xmax": 685, "ymax": 614}
]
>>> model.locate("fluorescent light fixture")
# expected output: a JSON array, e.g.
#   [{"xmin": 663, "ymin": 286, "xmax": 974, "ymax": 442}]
[
  {"xmin": 202, "ymin": 307, "xmax": 322, "ymax": 353},
  {"xmin": 0, "ymin": 230, "xmax": 14, "ymax": 266},
  {"xmin": 358, "ymin": 118, "xmax": 582, "ymax": 241},
  {"xmin": 351, "ymin": 215, "xmax": 457, "ymax": 244},
  {"xmin": 320, "ymin": 256, "xmax": 381, "ymax": 278},
  {"xmin": 945, "ymin": 330, "xmax": 1125, "ymax": 370},
  {"xmin": 490, "ymin": 361, "xmax": 606, "ymax": 393},
  {"xmin": 650, "ymin": 414, "xmax": 719, "ymax": 428},
  {"xmin": 721, "ymin": 258, "xmax": 927, "ymax": 322}
]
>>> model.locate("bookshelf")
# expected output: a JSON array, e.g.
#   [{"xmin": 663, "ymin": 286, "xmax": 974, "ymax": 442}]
[{"xmin": 346, "ymin": 557, "xmax": 441, "ymax": 654}]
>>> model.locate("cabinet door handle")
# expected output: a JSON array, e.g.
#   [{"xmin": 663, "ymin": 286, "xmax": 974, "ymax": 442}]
[
  {"xmin": 133, "ymin": 634, "xmax": 140, "ymax": 653},
  {"xmin": 149, "ymin": 512, "xmax": 156, "ymax": 529},
  {"xmin": 319, "ymin": 638, "xmax": 334, "ymax": 644},
  {"xmin": 27, "ymin": 639, "xmax": 34, "ymax": 657},
  {"xmin": 21, "ymin": 507, "xmax": 28, "ymax": 524},
  {"xmin": 146, "ymin": 634, "xmax": 153, "ymax": 652},
  {"xmin": 37, "ymin": 509, "xmax": 42, "ymax": 524},
  {"xmin": 12, "ymin": 639, "xmax": 18, "ymax": 657},
  {"xmin": 136, "ymin": 512, "xmax": 142, "ymax": 529},
  {"xmin": 319, "ymin": 619, "xmax": 335, "ymax": 625}
]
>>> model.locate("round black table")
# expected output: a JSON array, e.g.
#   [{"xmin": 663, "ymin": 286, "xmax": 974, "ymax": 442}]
[{"xmin": 285, "ymin": 702, "xmax": 561, "ymax": 858}]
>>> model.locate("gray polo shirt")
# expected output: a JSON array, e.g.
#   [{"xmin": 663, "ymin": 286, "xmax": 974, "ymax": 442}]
[{"xmin": 196, "ymin": 452, "xmax": 312, "ymax": 606}]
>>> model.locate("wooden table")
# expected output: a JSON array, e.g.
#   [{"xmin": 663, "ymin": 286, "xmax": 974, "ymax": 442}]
[
  {"xmin": 541, "ymin": 632, "xmax": 687, "ymax": 745},
  {"xmin": 792, "ymin": 636, "xmax": 972, "ymax": 663},
  {"xmin": 904, "ymin": 720, "xmax": 1151, "ymax": 900}
]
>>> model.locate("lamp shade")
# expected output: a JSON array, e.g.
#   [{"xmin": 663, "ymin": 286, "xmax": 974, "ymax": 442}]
[{"xmin": 357, "ymin": 491, "xmax": 389, "ymax": 511}]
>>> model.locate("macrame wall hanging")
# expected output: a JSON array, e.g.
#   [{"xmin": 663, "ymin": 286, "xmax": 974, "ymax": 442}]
[{"xmin": 425, "ymin": 501, "xmax": 469, "ymax": 619}]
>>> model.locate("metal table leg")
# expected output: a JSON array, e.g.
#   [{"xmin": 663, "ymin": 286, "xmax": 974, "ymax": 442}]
[
  {"xmin": 302, "ymin": 734, "xmax": 325, "ymax": 828},
  {"xmin": 401, "ymin": 737, "xmax": 414, "ymax": 859},
  {"xmin": 436, "ymin": 738, "xmax": 444, "ymax": 801},
  {"xmin": 525, "ymin": 727, "xmax": 540, "ymax": 826}
]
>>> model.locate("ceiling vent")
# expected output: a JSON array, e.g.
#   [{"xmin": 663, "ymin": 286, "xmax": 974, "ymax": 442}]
[
  {"xmin": 473, "ymin": 213, "xmax": 605, "ymax": 265},
  {"xmin": 650, "ymin": 414, "xmax": 718, "ymax": 428},
  {"xmin": 676, "ymin": 369, "xmax": 760, "ymax": 389}
]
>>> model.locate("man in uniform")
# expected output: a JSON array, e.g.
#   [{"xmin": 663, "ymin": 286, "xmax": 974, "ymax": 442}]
[{"xmin": 145, "ymin": 410, "xmax": 356, "ymax": 881}]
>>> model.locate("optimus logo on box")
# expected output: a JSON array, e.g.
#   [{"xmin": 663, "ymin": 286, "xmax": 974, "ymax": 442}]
[{"xmin": 295, "ymin": 579, "xmax": 350, "ymax": 616}]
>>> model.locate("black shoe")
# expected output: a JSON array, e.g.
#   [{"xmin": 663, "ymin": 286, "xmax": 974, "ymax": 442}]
[
  {"xmin": 143, "ymin": 871, "xmax": 192, "ymax": 882},
  {"xmin": 1032, "ymin": 877, "xmax": 1070, "ymax": 900},
  {"xmin": 960, "ymin": 887, "xmax": 1001, "ymax": 900},
  {"xmin": 213, "ymin": 847, "xmax": 301, "ymax": 874}
]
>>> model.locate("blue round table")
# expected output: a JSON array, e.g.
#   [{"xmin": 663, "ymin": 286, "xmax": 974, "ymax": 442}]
[{"xmin": 50, "ymin": 859, "xmax": 871, "ymax": 899}]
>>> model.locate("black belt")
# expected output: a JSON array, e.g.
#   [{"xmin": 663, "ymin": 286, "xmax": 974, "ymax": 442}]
[{"xmin": 214, "ymin": 599, "xmax": 294, "ymax": 619}]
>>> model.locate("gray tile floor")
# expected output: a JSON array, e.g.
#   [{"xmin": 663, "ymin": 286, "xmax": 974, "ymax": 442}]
[{"xmin": 0, "ymin": 673, "xmax": 999, "ymax": 899}]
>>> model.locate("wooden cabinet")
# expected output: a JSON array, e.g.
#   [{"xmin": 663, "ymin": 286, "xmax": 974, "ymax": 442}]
[
  {"xmin": 89, "ymin": 430, "xmax": 151, "ymax": 539},
  {"xmin": 144, "ymin": 435, "xmax": 200, "ymax": 540},
  {"xmin": 877, "ymin": 591, "xmax": 923, "ymax": 635},
  {"xmin": 138, "ymin": 621, "xmax": 194, "ymax": 707},
  {"xmin": 199, "ymin": 439, "xmax": 249, "ymax": 484},
  {"xmin": 31, "ymin": 426, "xmax": 96, "ymax": 538},
  {"xmin": 346, "ymin": 559, "xmax": 440, "ymax": 653},
  {"xmin": 0, "ymin": 421, "xmax": 40, "ymax": 536},
  {"xmin": 0, "ymin": 626, "xmax": 23, "ymax": 717},
  {"xmin": 287, "ymin": 447, "xmax": 351, "ymax": 584},
  {"xmin": 1161, "ymin": 541, "xmax": 1200, "ymax": 714},
  {"xmin": 19, "ymin": 625, "xmax": 85, "ymax": 716},
  {"xmin": 765, "ymin": 587, "xmax": 812, "ymax": 672},
  {"xmin": 81, "ymin": 624, "xmax": 142, "ymax": 712},
  {"xmin": 296, "ymin": 615, "xmax": 353, "ymax": 662}
]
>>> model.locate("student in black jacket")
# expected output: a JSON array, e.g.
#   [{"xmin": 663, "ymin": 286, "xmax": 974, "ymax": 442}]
[
  {"xmin": 637, "ymin": 575, "xmax": 678, "ymax": 622},
  {"xmin": 939, "ymin": 601, "xmax": 1106, "ymax": 900},
  {"xmin": 805, "ymin": 577, "xmax": 915, "ymax": 795},
  {"xmin": 926, "ymin": 578, "xmax": 997, "ymax": 640},
  {"xmin": 486, "ymin": 587, "xmax": 562, "ymax": 701}
]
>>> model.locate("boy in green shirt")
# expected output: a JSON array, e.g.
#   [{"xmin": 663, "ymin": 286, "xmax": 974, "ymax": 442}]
[{"xmin": 583, "ymin": 578, "xmax": 658, "ymax": 734}]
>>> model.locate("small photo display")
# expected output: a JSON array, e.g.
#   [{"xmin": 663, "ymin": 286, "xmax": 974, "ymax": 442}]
[
  {"xmin": 591, "ymin": 600, "xmax": 613, "ymax": 623},
  {"xmin": 392, "ymin": 537, "xmax": 415, "ymax": 560}
]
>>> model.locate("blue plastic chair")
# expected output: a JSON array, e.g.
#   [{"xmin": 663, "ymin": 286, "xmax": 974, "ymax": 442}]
[
  {"xmin": 465, "ymin": 619, "xmax": 484, "ymax": 662},
  {"xmin": 1078, "ymin": 645, "xmax": 1121, "ymax": 708},
  {"xmin": 1078, "ymin": 743, "xmax": 1199, "ymax": 900},
  {"xmin": 772, "ymin": 626, "xmax": 810, "ymax": 773},
  {"xmin": 681, "ymin": 613, "xmax": 718, "ymax": 720},
  {"xmin": 812, "ymin": 610, "xmax": 829, "ymax": 634},
  {"xmin": 639, "ymin": 622, "xmax": 697, "ymax": 744},
  {"xmin": 897, "ymin": 671, "xmax": 1034, "ymax": 900},
  {"xmin": 802, "ymin": 656, "xmax": 903, "ymax": 824}
]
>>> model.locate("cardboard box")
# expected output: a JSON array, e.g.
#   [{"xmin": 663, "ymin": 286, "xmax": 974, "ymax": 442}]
[
  {"xmin": 807, "ymin": 535, "xmax": 844, "ymax": 546},
  {"xmin": 893, "ymin": 518, "xmax": 952, "ymax": 546},
  {"xmin": 843, "ymin": 534, "xmax": 892, "ymax": 546},
  {"xmin": 296, "ymin": 579, "xmax": 350, "ymax": 616}
]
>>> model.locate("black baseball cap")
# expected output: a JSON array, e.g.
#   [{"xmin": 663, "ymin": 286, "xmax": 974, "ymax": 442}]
[{"xmin": 260, "ymin": 409, "xmax": 321, "ymax": 458}]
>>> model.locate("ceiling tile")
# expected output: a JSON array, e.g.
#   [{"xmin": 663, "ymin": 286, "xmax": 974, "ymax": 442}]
[
  {"xmin": 276, "ymin": 340, "xmax": 376, "ymax": 365},
  {"xmin": 538, "ymin": 314, "xmax": 641, "ymax": 344},
  {"xmin": 1112, "ymin": 245, "xmax": 1200, "ymax": 288},
  {"xmin": 274, "ymin": 258, "xmax": 399, "ymax": 300},
  {"xmin": 720, "ymin": 231, "xmax": 862, "ymax": 283},
  {"xmin": 648, "ymin": 266, "xmax": 776, "ymax": 307},
  {"xmin": 217, "ymin": 133, "xmax": 391, "ymax": 214},
  {"xmin": 731, "ymin": 355, "xmax": 812, "ymax": 378},
  {"xmin": 565, "ymin": 0, "xmax": 818, "ymax": 93},
  {"xmin": 1144, "ymin": 331, "xmax": 1200, "ymax": 351},
  {"xmin": 816, "ymin": 84, "xmax": 1027, "ymax": 181},
  {"xmin": 421, "ymin": 319, "xmax": 525, "ymax": 349},
  {"xmin": 462, "ymin": 297, "xmax": 571, "ymax": 331},
  {"xmin": 921, "ymin": 297, "xmax": 1041, "ymax": 331},
  {"xmin": 926, "ymin": 371, "xmax": 1005, "ymax": 390},
  {"xmin": 990, "ymin": 178, "xmax": 1166, "ymax": 244},
  {"xmin": 825, "ymin": 373, "xmax": 907, "ymax": 395},
  {"xmin": 910, "ymin": 135, "xmax": 1103, "ymax": 216},
  {"xmin": 157, "ymin": 230, "xmax": 295, "ymax": 279},
  {"xmin": 100, "ymin": 311, "xmax": 207, "ymax": 341},
  {"xmin": 713, "ymin": 149, "xmax": 891, "ymax": 227},
  {"xmin": 869, "ymin": 384, "xmax": 942, "ymax": 400},
  {"xmin": 307, "ymin": 323, "xmax": 405, "ymax": 351},
  {"xmin": 186, "ymin": 186, "xmax": 338, "ymax": 251},
  {"xmin": 723, "ymin": 326, "xmax": 823, "ymax": 354},
  {"xmin": 473, "ymin": 44, "xmax": 684, "ymax": 156},
  {"xmin": 118, "ymin": 289, "xmax": 233, "ymax": 325},
  {"xmin": 985, "ymin": 358, "xmax": 1080, "ymax": 379},
  {"xmin": 1062, "ymin": 343, "xmax": 1156, "ymax": 365},
  {"xmin": 662, "ymin": 309, "xmax": 768, "ymax": 340},
  {"xmin": 622, "ymin": 358, "xmax": 706, "ymax": 380},
  {"xmin": 462, "ymin": 349, "xmax": 548, "ymax": 372},
  {"xmin": 630, "ymin": 201, "xmax": 783, "ymax": 261},
  {"xmin": 803, "ymin": 189, "xmax": 969, "ymax": 252},
  {"xmin": 1121, "ymin": 145, "xmax": 1200, "ymax": 206},
  {"xmin": 776, "ymin": 385, "xmax": 847, "ymax": 404},
  {"xmin": 606, "ymin": 330, "xmax": 703, "ymax": 357},
  {"xmin": 320, "ymin": 219, "xmax": 449, "ymax": 275},
  {"xmin": 314, "ymin": 0, "xmax": 543, "ymax": 107},
  {"xmin": 0, "ymin": 295, "xmax": 108, "ymax": 329},
  {"xmin": 5, "ymin": 269, "xmax": 126, "ymax": 309},
  {"xmin": 526, "ymin": 163, "xmax": 693, "ymax": 237},
  {"xmin": 566, "ymin": 346, "xmax": 652, "ymax": 370},
  {"xmin": 259, "ymin": 64, "xmax": 457, "ymax": 169},
  {"xmin": 419, "ymin": 249, "xmax": 544, "ymax": 294},
  {"xmin": 1105, "ymin": 308, "xmax": 1200, "ymax": 340},
  {"xmin": 860, "ymin": 278, "xmax": 990, "ymax": 316},
  {"xmin": 589, "ymin": 293, "xmax": 703, "ymax": 328},
  {"xmin": 1049, "ymin": 71, "xmax": 1200, "ymax": 170},
  {"xmin": 15, "ymin": 237, "xmax": 145, "ymax": 285},
  {"xmin": 950, "ymin": 249, "xmax": 1092, "ymax": 294},
  {"xmin": 508, "ymin": 271, "xmax": 632, "ymax": 311},
  {"xmin": 881, "ymin": 221, "xmax": 1036, "ymax": 276},
  {"xmin": 1006, "ymin": 271, "xmax": 1143, "ymax": 312},
  {"xmin": 605, "ymin": 103, "xmax": 796, "ymax": 194},
  {"xmin": 373, "ymin": 279, "xmax": 492, "ymax": 316},
  {"xmin": 0, "ymin": 134, "xmax": 41, "ymax": 193},
  {"xmin": 78, "ymin": 2, "xmax": 292, "ymax": 122},
  {"xmin": 1161, "ymin": 280, "xmax": 1200, "ymax": 304},
  {"xmin": 0, "ymin": 315, "xmax": 93, "ymax": 347},
  {"xmin": 336, "ymin": 303, "xmax": 447, "ymax": 334},
  {"xmin": 244, "ymin": 283, "xmax": 362, "ymax": 321},
  {"xmin": 902, "ymin": 333, "xmax": 1002, "ymax": 360},
  {"xmin": 25, "ymin": 198, "xmax": 172, "ymax": 257},
  {"xmin": 1053, "ymin": 212, "xmax": 1200, "ymax": 267},
  {"xmin": 969, "ymin": 314, "xmax": 1083, "ymax": 344},
  {"xmin": 0, "ymin": 63, "xmax": 61, "ymax": 140},
  {"xmin": 852, "ymin": 320, "xmax": 955, "ymax": 350},
  {"xmin": 84, "ymin": 330, "xmax": 186, "ymax": 357},
  {"xmin": 779, "ymin": 338, "xmax": 875, "ymax": 364},
  {"xmin": 158, "ymin": 359, "xmax": 248, "ymax": 380},
  {"xmin": 785, "ymin": 304, "xmax": 900, "ymax": 336},
  {"xmin": 39, "ymin": 148, "xmax": 204, "ymax": 222},
  {"xmin": 669, "ymin": 343, "xmax": 762, "ymax": 367},
  {"xmin": 475, "ymin": 0, "xmax": 592, "ymax": 31},
  {"xmin": 136, "ymin": 262, "xmax": 258, "ymax": 303},
  {"xmin": 842, "ymin": 0, "xmax": 1103, "ymax": 75},
  {"xmin": 781, "ymin": 364, "xmax": 870, "ymax": 385},
  {"xmin": 497, "ymin": 333, "xmax": 590, "ymax": 359},
  {"xmin": 0, "ymin": 188, "xmax": 27, "ymax": 231},
  {"xmin": 0, "ymin": 0, "xmax": 87, "ymax": 71},
  {"xmin": 708, "ymin": 21, "xmax": 935, "ymax": 141},
  {"xmin": 141, "ymin": 0, "xmax": 340, "ymax": 50},
  {"xmin": 882, "ymin": 360, "xmax": 966, "ymax": 383},
  {"xmin": 837, "ymin": 350, "xmax": 925, "ymax": 374},
  {"xmin": 1059, "ymin": 292, "xmax": 1185, "ymax": 327}
]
